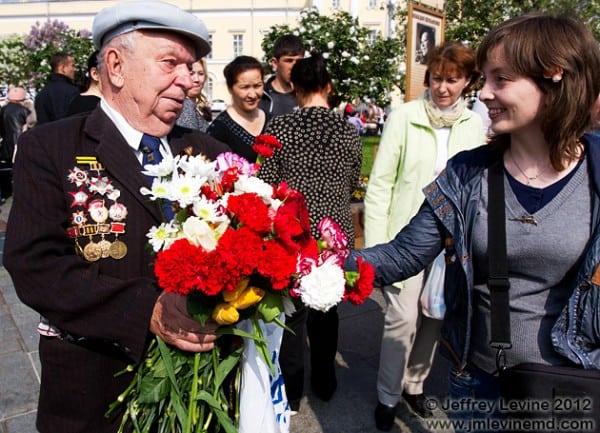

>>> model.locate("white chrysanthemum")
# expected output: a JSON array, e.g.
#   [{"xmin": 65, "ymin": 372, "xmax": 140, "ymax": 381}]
[
  {"xmin": 178, "ymin": 155, "xmax": 216, "ymax": 178},
  {"xmin": 167, "ymin": 173, "xmax": 205, "ymax": 207},
  {"xmin": 182, "ymin": 216, "xmax": 220, "ymax": 251},
  {"xmin": 234, "ymin": 175, "xmax": 274, "ymax": 201},
  {"xmin": 140, "ymin": 177, "xmax": 171, "ymax": 200},
  {"xmin": 146, "ymin": 222, "xmax": 179, "ymax": 252},
  {"xmin": 327, "ymin": 41, "xmax": 335, "ymax": 49},
  {"xmin": 192, "ymin": 195, "xmax": 228, "ymax": 223},
  {"xmin": 142, "ymin": 154, "xmax": 176, "ymax": 178},
  {"xmin": 297, "ymin": 258, "xmax": 346, "ymax": 312}
]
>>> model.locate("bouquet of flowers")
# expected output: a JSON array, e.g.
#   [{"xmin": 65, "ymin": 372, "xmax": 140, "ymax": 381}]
[{"xmin": 107, "ymin": 135, "xmax": 375, "ymax": 433}]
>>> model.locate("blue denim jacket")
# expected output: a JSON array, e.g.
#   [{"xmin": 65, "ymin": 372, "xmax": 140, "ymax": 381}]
[{"xmin": 351, "ymin": 134, "xmax": 600, "ymax": 371}]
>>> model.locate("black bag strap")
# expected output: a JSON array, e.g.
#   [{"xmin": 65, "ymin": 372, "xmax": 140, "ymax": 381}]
[{"xmin": 487, "ymin": 159, "xmax": 512, "ymax": 371}]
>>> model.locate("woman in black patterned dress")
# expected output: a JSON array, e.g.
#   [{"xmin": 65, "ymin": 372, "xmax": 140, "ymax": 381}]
[
  {"xmin": 206, "ymin": 56, "xmax": 267, "ymax": 162},
  {"xmin": 258, "ymin": 53, "xmax": 362, "ymax": 412}
]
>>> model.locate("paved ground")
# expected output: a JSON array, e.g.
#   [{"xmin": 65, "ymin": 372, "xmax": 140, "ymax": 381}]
[{"xmin": 0, "ymin": 197, "xmax": 453, "ymax": 433}]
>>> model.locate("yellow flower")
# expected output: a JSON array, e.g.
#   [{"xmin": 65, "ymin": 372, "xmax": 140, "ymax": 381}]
[
  {"xmin": 230, "ymin": 286, "xmax": 265, "ymax": 310},
  {"xmin": 212, "ymin": 303, "xmax": 239, "ymax": 325},
  {"xmin": 222, "ymin": 277, "xmax": 250, "ymax": 302}
]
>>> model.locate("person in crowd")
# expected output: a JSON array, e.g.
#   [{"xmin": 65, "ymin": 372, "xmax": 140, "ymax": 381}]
[
  {"xmin": 364, "ymin": 41, "xmax": 485, "ymax": 431},
  {"xmin": 67, "ymin": 50, "xmax": 102, "ymax": 116},
  {"xmin": 347, "ymin": 110, "xmax": 365, "ymax": 135},
  {"xmin": 0, "ymin": 86, "xmax": 32, "ymax": 200},
  {"xmin": 34, "ymin": 51, "xmax": 79, "ymax": 124},
  {"xmin": 253, "ymin": 33, "xmax": 307, "ymax": 416},
  {"xmin": 349, "ymin": 12, "xmax": 600, "ymax": 430},
  {"xmin": 259, "ymin": 34, "xmax": 305, "ymax": 120},
  {"xmin": 3, "ymin": 2, "xmax": 230, "ymax": 432},
  {"xmin": 206, "ymin": 55, "xmax": 266, "ymax": 163},
  {"xmin": 176, "ymin": 58, "xmax": 210, "ymax": 131},
  {"xmin": 259, "ymin": 52, "xmax": 362, "ymax": 413}
]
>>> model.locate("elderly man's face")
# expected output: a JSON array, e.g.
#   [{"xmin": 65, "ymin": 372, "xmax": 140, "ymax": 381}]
[{"xmin": 111, "ymin": 31, "xmax": 195, "ymax": 136}]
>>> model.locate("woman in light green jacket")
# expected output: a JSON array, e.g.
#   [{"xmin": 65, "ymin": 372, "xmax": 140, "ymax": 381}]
[{"xmin": 365, "ymin": 42, "xmax": 486, "ymax": 431}]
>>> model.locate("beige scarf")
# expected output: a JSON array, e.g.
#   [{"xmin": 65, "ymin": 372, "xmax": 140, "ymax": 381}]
[{"xmin": 423, "ymin": 89, "xmax": 467, "ymax": 128}]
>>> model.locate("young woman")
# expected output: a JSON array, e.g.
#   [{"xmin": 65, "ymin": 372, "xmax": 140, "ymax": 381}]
[
  {"xmin": 207, "ymin": 56, "xmax": 266, "ymax": 162},
  {"xmin": 349, "ymin": 12, "xmax": 600, "ymax": 430},
  {"xmin": 176, "ymin": 58, "xmax": 211, "ymax": 132}
]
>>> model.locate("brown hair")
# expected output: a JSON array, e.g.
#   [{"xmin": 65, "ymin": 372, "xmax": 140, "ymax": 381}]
[
  {"xmin": 477, "ymin": 12, "xmax": 600, "ymax": 170},
  {"xmin": 423, "ymin": 42, "xmax": 478, "ymax": 94}
]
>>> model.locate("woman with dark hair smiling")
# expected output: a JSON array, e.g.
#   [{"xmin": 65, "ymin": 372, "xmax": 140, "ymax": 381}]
[{"xmin": 206, "ymin": 55, "xmax": 266, "ymax": 162}]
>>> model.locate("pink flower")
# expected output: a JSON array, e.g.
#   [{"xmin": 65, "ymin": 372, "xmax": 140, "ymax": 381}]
[
  {"xmin": 318, "ymin": 217, "xmax": 349, "ymax": 251},
  {"xmin": 215, "ymin": 152, "xmax": 257, "ymax": 177}
]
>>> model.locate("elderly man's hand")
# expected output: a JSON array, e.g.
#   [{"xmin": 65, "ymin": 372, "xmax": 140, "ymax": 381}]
[{"xmin": 150, "ymin": 291, "xmax": 219, "ymax": 352}]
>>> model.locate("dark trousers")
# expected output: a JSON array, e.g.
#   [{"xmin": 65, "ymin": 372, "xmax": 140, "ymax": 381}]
[{"xmin": 279, "ymin": 305, "xmax": 339, "ymax": 404}]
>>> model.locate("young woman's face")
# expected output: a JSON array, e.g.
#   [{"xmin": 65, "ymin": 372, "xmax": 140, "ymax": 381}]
[
  {"xmin": 228, "ymin": 68, "xmax": 264, "ymax": 113},
  {"xmin": 479, "ymin": 45, "xmax": 545, "ymax": 136},
  {"xmin": 187, "ymin": 60, "xmax": 206, "ymax": 98}
]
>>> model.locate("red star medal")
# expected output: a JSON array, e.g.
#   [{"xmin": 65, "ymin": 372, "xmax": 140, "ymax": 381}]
[{"xmin": 69, "ymin": 187, "xmax": 90, "ymax": 208}]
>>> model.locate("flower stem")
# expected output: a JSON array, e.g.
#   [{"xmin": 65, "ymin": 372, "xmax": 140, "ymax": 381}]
[{"xmin": 185, "ymin": 352, "xmax": 201, "ymax": 433}]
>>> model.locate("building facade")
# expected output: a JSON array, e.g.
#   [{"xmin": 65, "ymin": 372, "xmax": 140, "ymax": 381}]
[{"xmin": 0, "ymin": 0, "xmax": 442, "ymax": 101}]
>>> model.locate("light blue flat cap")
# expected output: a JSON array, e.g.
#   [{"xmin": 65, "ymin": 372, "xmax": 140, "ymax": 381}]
[{"xmin": 92, "ymin": 0, "xmax": 210, "ymax": 58}]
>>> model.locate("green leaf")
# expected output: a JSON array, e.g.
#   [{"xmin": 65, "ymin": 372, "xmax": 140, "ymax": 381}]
[
  {"xmin": 155, "ymin": 337, "xmax": 182, "ymax": 395},
  {"xmin": 169, "ymin": 387, "xmax": 189, "ymax": 430},
  {"xmin": 138, "ymin": 376, "xmax": 170, "ymax": 403},
  {"xmin": 214, "ymin": 348, "xmax": 242, "ymax": 389},
  {"xmin": 256, "ymin": 291, "xmax": 284, "ymax": 322},
  {"xmin": 213, "ymin": 408, "xmax": 238, "ymax": 433}
]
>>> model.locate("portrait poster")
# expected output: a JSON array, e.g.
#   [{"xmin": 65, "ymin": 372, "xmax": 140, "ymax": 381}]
[{"xmin": 405, "ymin": 3, "xmax": 445, "ymax": 101}]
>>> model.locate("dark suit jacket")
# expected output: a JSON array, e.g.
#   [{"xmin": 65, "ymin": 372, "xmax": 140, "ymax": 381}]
[{"xmin": 4, "ymin": 107, "xmax": 230, "ymax": 433}]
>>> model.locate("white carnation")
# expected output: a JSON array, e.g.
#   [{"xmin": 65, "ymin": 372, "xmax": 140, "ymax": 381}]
[{"xmin": 297, "ymin": 258, "xmax": 345, "ymax": 312}]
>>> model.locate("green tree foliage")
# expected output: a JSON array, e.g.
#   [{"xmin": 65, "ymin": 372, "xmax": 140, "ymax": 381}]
[
  {"xmin": 261, "ymin": 6, "xmax": 402, "ymax": 107},
  {"xmin": 0, "ymin": 35, "xmax": 30, "ymax": 89},
  {"xmin": 0, "ymin": 20, "xmax": 94, "ymax": 92},
  {"xmin": 444, "ymin": 0, "xmax": 600, "ymax": 48}
]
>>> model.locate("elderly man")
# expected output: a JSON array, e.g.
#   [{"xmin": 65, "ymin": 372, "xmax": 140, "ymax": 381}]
[{"xmin": 4, "ymin": 2, "xmax": 229, "ymax": 432}]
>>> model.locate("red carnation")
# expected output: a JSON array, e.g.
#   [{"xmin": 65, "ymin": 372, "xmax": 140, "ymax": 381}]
[
  {"xmin": 154, "ymin": 239, "xmax": 212, "ymax": 296},
  {"xmin": 252, "ymin": 134, "xmax": 282, "ymax": 158},
  {"xmin": 344, "ymin": 257, "xmax": 375, "ymax": 305},
  {"xmin": 226, "ymin": 192, "xmax": 272, "ymax": 234}
]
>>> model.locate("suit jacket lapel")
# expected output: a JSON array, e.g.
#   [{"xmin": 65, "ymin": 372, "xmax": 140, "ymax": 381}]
[{"xmin": 84, "ymin": 108, "xmax": 163, "ymax": 222}]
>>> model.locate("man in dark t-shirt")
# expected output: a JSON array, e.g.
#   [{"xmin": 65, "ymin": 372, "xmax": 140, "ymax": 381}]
[{"xmin": 259, "ymin": 34, "xmax": 305, "ymax": 121}]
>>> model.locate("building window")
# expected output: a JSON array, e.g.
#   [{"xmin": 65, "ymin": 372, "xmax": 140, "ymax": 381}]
[
  {"xmin": 233, "ymin": 34, "xmax": 243, "ymax": 57},
  {"xmin": 368, "ymin": 0, "xmax": 377, "ymax": 8},
  {"xmin": 206, "ymin": 34, "xmax": 213, "ymax": 59},
  {"xmin": 367, "ymin": 29, "xmax": 378, "ymax": 45},
  {"xmin": 332, "ymin": 0, "xmax": 340, "ymax": 9}
]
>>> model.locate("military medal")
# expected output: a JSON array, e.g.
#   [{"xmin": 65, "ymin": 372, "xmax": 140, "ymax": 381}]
[
  {"xmin": 88, "ymin": 199, "xmax": 109, "ymax": 223},
  {"xmin": 83, "ymin": 239, "xmax": 102, "ymax": 261},
  {"xmin": 98, "ymin": 235, "xmax": 112, "ymax": 258},
  {"xmin": 109, "ymin": 239, "xmax": 127, "ymax": 260},
  {"xmin": 67, "ymin": 162, "xmax": 129, "ymax": 261}
]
